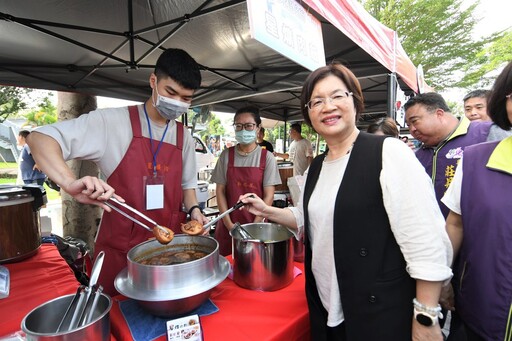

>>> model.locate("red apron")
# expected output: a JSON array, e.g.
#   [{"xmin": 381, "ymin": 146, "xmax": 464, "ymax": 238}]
[
  {"xmin": 94, "ymin": 106, "xmax": 186, "ymax": 296},
  {"xmin": 215, "ymin": 147, "xmax": 266, "ymax": 256}
]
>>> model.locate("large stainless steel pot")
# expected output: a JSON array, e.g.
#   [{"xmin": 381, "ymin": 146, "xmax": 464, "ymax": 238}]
[
  {"xmin": 0, "ymin": 185, "xmax": 47, "ymax": 263},
  {"xmin": 21, "ymin": 293, "xmax": 111, "ymax": 341},
  {"xmin": 115, "ymin": 235, "xmax": 230, "ymax": 317},
  {"xmin": 230, "ymin": 222, "xmax": 294, "ymax": 291}
]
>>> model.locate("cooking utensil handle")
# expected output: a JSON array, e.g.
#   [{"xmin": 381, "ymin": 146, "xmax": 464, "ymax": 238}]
[
  {"xmin": 85, "ymin": 286, "xmax": 103, "ymax": 325},
  {"xmin": 88, "ymin": 251, "xmax": 105, "ymax": 288},
  {"xmin": 109, "ymin": 197, "xmax": 158, "ymax": 226},
  {"xmin": 202, "ymin": 205, "xmax": 235, "ymax": 229},
  {"xmin": 68, "ymin": 288, "xmax": 88, "ymax": 330},
  {"xmin": 203, "ymin": 195, "xmax": 253, "ymax": 230},
  {"xmin": 104, "ymin": 201, "xmax": 152, "ymax": 232},
  {"xmin": 56, "ymin": 285, "xmax": 82, "ymax": 333}
]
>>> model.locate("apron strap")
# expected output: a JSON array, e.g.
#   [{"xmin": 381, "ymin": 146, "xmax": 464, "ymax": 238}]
[{"xmin": 128, "ymin": 106, "xmax": 142, "ymax": 137}]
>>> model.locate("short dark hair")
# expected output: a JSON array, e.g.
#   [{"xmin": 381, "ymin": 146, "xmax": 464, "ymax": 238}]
[
  {"xmin": 301, "ymin": 62, "xmax": 364, "ymax": 127},
  {"xmin": 154, "ymin": 48, "xmax": 201, "ymax": 90},
  {"xmin": 404, "ymin": 92, "xmax": 451, "ymax": 113},
  {"xmin": 290, "ymin": 123, "xmax": 302, "ymax": 134},
  {"xmin": 366, "ymin": 117, "xmax": 399, "ymax": 138},
  {"xmin": 488, "ymin": 61, "xmax": 512, "ymax": 130},
  {"xmin": 234, "ymin": 106, "xmax": 262, "ymax": 126},
  {"xmin": 463, "ymin": 89, "xmax": 490, "ymax": 103},
  {"xmin": 18, "ymin": 130, "xmax": 30, "ymax": 138}
]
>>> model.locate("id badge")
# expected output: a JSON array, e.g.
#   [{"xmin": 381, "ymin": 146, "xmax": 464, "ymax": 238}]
[{"xmin": 144, "ymin": 175, "xmax": 165, "ymax": 210}]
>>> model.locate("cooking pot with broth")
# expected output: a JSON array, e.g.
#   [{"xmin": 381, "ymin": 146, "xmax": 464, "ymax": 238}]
[{"xmin": 115, "ymin": 235, "xmax": 230, "ymax": 317}]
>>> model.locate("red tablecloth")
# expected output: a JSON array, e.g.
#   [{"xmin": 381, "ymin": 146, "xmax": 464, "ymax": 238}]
[
  {"xmin": 0, "ymin": 244, "xmax": 81, "ymax": 338},
  {"xmin": 110, "ymin": 257, "xmax": 311, "ymax": 341}
]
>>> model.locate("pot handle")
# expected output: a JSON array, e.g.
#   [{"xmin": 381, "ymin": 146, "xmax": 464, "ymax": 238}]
[{"xmin": 22, "ymin": 184, "xmax": 48, "ymax": 211}]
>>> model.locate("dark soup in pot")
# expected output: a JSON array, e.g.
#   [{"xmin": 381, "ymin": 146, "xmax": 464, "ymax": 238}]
[{"xmin": 136, "ymin": 250, "xmax": 209, "ymax": 265}]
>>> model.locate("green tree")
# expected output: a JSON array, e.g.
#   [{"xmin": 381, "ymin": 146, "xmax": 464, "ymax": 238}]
[
  {"xmin": 361, "ymin": 0, "xmax": 492, "ymax": 90},
  {"xmin": 204, "ymin": 115, "xmax": 225, "ymax": 139},
  {"xmin": 24, "ymin": 96, "xmax": 57, "ymax": 126},
  {"xmin": 0, "ymin": 86, "xmax": 31, "ymax": 123},
  {"xmin": 458, "ymin": 30, "xmax": 512, "ymax": 88}
]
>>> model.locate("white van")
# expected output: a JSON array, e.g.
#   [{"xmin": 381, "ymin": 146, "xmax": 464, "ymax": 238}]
[{"xmin": 193, "ymin": 135, "xmax": 215, "ymax": 173}]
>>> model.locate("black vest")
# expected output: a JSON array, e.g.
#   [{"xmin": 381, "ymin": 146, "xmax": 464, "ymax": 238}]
[{"xmin": 303, "ymin": 132, "xmax": 415, "ymax": 340}]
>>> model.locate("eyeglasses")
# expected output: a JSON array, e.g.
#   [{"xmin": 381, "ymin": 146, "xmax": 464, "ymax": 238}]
[
  {"xmin": 306, "ymin": 91, "xmax": 353, "ymax": 111},
  {"xmin": 233, "ymin": 123, "xmax": 257, "ymax": 131}
]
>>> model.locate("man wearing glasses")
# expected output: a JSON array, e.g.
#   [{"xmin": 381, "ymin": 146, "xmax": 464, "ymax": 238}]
[
  {"xmin": 275, "ymin": 123, "xmax": 314, "ymax": 176},
  {"xmin": 210, "ymin": 106, "xmax": 281, "ymax": 255}
]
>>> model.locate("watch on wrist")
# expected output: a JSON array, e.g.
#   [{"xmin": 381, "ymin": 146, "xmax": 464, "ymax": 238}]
[
  {"xmin": 187, "ymin": 205, "xmax": 203, "ymax": 216},
  {"xmin": 414, "ymin": 309, "xmax": 438, "ymax": 326}
]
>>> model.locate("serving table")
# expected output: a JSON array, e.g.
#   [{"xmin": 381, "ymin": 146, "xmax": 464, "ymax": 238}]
[
  {"xmin": 0, "ymin": 243, "xmax": 117, "ymax": 340},
  {"xmin": 0, "ymin": 244, "xmax": 310, "ymax": 341},
  {"xmin": 110, "ymin": 256, "xmax": 310, "ymax": 341}
]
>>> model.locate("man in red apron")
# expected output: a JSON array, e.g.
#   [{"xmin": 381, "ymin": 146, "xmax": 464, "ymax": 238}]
[{"xmin": 27, "ymin": 48, "xmax": 209, "ymax": 295}]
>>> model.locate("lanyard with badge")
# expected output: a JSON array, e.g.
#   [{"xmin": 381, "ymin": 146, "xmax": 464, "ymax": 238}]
[{"xmin": 143, "ymin": 104, "xmax": 169, "ymax": 210}]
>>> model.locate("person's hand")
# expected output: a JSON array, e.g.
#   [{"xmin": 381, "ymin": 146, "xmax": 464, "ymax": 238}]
[
  {"xmin": 63, "ymin": 176, "xmax": 119, "ymax": 210},
  {"xmin": 412, "ymin": 320, "xmax": 443, "ymax": 341},
  {"xmin": 33, "ymin": 163, "xmax": 41, "ymax": 172},
  {"xmin": 189, "ymin": 209, "xmax": 210, "ymax": 235},
  {"xmin": 439, "ymin": 283, "xmax": 455, "ymax": 311},
  {"xmin": 239, "ymin": 193, "xmax": 269, "ymax": 218}
]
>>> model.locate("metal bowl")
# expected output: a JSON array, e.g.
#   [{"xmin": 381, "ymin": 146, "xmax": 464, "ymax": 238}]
[
  {"xmin": 21, "ymin": 293, "xmax": 111, "ymax": 340},
  {"xmin": 114, "ymin": 235, "xmax": 230, "ymax": 317}
]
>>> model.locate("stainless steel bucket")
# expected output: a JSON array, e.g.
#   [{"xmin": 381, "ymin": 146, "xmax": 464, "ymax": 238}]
[
  {"xmin": 230, "ymin": 222, "xmax": 294, "ymax": 291},
  {"xmin": 21, "ymin": 293, "xmax": 112, "ymax": 340}
]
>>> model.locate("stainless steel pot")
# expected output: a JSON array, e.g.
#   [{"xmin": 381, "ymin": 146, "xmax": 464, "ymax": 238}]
[
  {"xmin": 21, "ymin": 293, "xmax": 111, "ymax": 341},
  {"xmin": 230, "ymin": 222, "xmax": 294, "ymax": 291},
  {"xmin": 115, "ymin": 235, "xmax": 230, "ymax": 317},
  {"xmin": 0, "ymin": 185, "xmax": 47, "ymax": 263}
]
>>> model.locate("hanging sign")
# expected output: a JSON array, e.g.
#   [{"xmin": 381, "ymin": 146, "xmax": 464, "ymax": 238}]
[{"xmin": 247, "ymin": 0, "xmax": 326, "ymax": 71}]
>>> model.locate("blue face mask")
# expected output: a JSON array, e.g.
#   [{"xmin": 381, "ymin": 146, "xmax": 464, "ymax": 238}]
[
  {"xmin": 235, "ymin": 129, "xmax": 257, "ymax": 145},
  {"xmin": 152, "ymin": 82, "xmax": 190, "ymax": 121}
]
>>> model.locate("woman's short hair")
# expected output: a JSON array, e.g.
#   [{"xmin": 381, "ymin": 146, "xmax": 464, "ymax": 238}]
[
  {"xmin": 488, "ymin": 61, "xmax": 512, "ymax": 130},
  {"xmin": 366, "ymin": 117, "xmax": 399, "ymax": 138},
  {"xmin": 234, "ymin": 105, "xmax": 262, "ymax": 126},
  {"xmin": 300, "ymin": 62, "xmax": 364, "ymax": 127}
]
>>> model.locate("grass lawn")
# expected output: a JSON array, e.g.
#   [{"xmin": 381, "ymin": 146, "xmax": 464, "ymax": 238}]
[
  {"xmin": 0, "ymin": 165, "xmax": 61, "ymax": 201},
  {"xmin": 0, "ymin": 162, "xmax": 17, "ymax": 169}
]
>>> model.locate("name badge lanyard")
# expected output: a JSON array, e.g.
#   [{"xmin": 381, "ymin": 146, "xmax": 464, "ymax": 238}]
[{"xmin": 144, "ymin": 104, "xmax": 169, "ymax": 177}]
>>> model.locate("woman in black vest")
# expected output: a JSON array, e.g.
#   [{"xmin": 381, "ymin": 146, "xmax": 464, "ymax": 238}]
[{"xmin": 240, "ymin": 62, "xmax": 452, "ymax": 341}]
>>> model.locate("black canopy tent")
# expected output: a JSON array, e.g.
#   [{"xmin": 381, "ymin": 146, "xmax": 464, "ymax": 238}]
[{"xmin": 0, "ymin": 0, "xmax": 418, "ymax": 127}]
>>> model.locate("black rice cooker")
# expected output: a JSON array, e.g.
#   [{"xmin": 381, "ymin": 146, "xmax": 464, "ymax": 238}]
[{"xmin": 0, "ymin": 184, "xmax": 47, "ymax": 263}]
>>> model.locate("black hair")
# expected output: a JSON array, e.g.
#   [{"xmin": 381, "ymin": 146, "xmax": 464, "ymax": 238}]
[
  {"xmin": 290, "ymin": 123, "xmax": 302, "ymax": 134},
  {"xmin": 488, "ymin": 61, "xmax": 512, "ymax": 130},
  {"xmin": 301, "ymin": 62, "xmax": 364, "ymax": 127},
  {"xmin": 404, "ymin": 92, "xmax": 451, "ymax": 113},
  {"xmin": 234, "ymin": 106, "xmax": 262, "ymax": 126},
  {"xmin": 154, "ymin": 48, "xmax": 201, "ymax": 90},
  {"xmin": 18, "ymin": 130, "xmax": 30, "ymax": 138}
]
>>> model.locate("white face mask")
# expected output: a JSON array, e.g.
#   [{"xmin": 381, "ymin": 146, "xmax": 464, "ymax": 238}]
[{"xmin": 152, "ymin": 85, "xmax": 190, "ymax": 121}]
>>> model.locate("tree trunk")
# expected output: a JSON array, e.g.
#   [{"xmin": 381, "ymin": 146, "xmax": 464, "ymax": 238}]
[{"xmin": 57, "ymin": 92, "xmax": 100, "ymax": 253}]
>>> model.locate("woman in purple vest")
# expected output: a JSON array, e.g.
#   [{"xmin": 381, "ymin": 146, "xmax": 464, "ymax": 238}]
[
  {"xmin": 443, "ymin": 61, "xmax": 512, "ymax": 341},
  {"xmin": 239, "ymin": 62, "xmax": 453, "ymax": 341}
]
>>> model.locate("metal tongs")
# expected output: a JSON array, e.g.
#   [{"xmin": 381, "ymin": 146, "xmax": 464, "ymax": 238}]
[
  {"xmin": 232, "ymin": 222, "xmax": 258, "ymax": 242},
  {"xmin": 104, "ymin": 197, "xmax": 169, "ymax": 236},
  {"xmin": 203, "ymin": 195, "xmax": 254, "ymax": 231},
  {"xmin": 56, "ymin": 251, "xmax": 105, "ymax": 332}
]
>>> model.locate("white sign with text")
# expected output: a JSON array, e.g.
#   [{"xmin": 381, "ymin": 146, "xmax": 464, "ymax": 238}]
[{"xmin": 247, "ymin": 0, "xmax": 325, "ymax": 71}]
